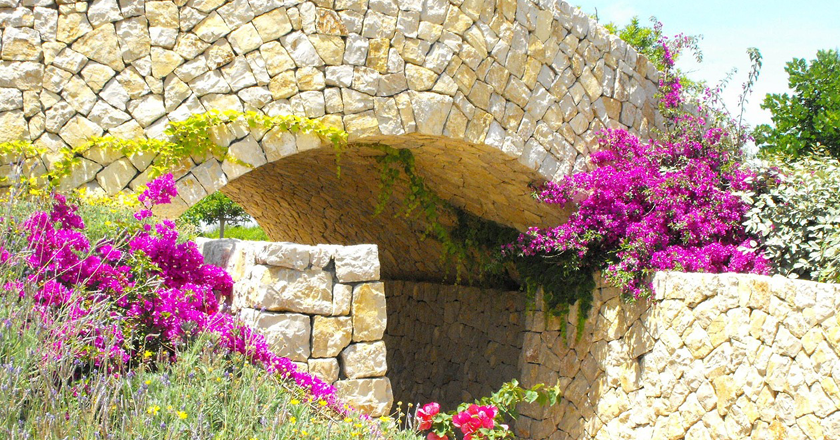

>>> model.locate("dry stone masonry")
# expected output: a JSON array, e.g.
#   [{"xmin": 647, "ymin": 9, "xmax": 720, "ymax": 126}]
[
  {"xmin": 518, "ymin": 272, "xmax": 840, "ymax": 440},
  {"xmin": 196, "ymin": 238, "xmax": 394, "ymax": 416},
  {"xmin": 384, "ymin": 280, "xmax": 525, "ymax": 409},
  {"xmin": 195, "ymin": 237, "xmax": 840, "ymax": 439},
  {"xmin": 0, "ymin": 0, "xmax": 664, "ymax": 280}
]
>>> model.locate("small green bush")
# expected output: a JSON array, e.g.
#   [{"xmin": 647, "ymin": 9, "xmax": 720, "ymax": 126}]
[
  {"xmin": 201, "ymin": 225, "xmax": 269, "ymax": 241},
  {"xmin": 743, "ymin": 154, "xmax": 840, "ymax": 282}
]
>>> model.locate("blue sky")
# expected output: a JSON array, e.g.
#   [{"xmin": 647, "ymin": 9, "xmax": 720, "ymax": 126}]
[{"xmin": 579, "ymin": 0, "xmax": 840, "ymax": 129}]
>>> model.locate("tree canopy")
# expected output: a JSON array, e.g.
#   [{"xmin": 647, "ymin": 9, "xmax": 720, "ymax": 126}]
[
  {"xmin": 754, "ymin": 49, "xmax": 840, "ymax": 159},
  {"xmin": 181, "ymin": 192, "xmax": 251, "ymax": 239}
]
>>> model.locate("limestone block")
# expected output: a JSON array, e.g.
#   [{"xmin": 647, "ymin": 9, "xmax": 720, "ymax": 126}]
[
  {"xmin": 100, "ymin": 77, "xmax": 130, "ymax": 110},
  {"xmin": 217, "ymin": 0, "xmax": 254, "ymax": 29},
  {"xmin": 341, "ymin": 341, "xmax": 387, "ymax": 379},
  {"xmin": 280, "ymin": 32, "xmax": 324, "ymax": 67},
  {"xmin": 56, "ymin": 12, "xmax": 92, "ymax": 44},
  {"xmin": 57, "ymin": 157, "xmax": 102, "ymax": 191},
  {"xmin": 115, "ymin": 17, "xmax": 151, "ymax": 63},
  {"xmin": 308, "ymin": 358, "xmax": 339, "ymax": 384},
  {"xmin": 312, "ymin": 316, "xmax": 352, "ymax": 358},
  {"xmin": 96, "ymin": 158, "xmax": 137, "ymax": 195},
  {"xmin": 0, "ymin": 61, "xmax": 44, "ymax": 91},
  {"xmin": 239, "ymin": 309, "xmax": 311, "ymax": 362},
  {"xmin": 309, "ymin": 34, "xmax": 345, "ymax": 66},
  {"xmin": 253, "ymin": 9, "xmax": 293, "ymax": 41},
  {"xmin": 335, "ymin": 377, "xmax": 393, "ymax": 416},
  {"xmin": 194, "ymin": 12, "xmax": 231, "ymax": 43},
  {"xmin": 332, "ymin": 283, "xmax": 352, "ymax": 316},
  {"xmin": 191, "ymin": 159, "xmax": 227, "ymax": 193},
  {"xmin": 351, "ymin": 282, "xmax": 386, "ymax": 342},
  {"xmin": 80, "ymin": 63, "xmax": 117, "ymax": 93},
  {"xmin": 58, "ymin": 115, "xmax": 103, "ymax": 148},
  {"xmin": 190, "ymin": 70, "xmax": 231, "ymax": 96},
  {"xmin": 34, "ymin": 7, "xmax": 58, "ymax": 42},
  {"xmin": 2, "ymin": 27, "xmax": 42, "ymax": 62},
  {"xmin": 0, "ymin": 88, "xmax": 22, "ymax": 112},
  {"xmin": 87, "ymin": 0, "xmax": 121, "ymax": 27},
  {"xmin": 335, "ymin": 244, "xmax": 380, "ymax": 282},
  {"xmin": 256, "ymin": 242, "xmax": 311, "ymax": 270},
  {"xmin": 173, "ymin": 34, "xmax": 209, "ymax": 60},
  {"xmin": 228, "ymin": 23, "xmax": 263, "ymax": 54},
  {"xmin": 221, "ymin": 135, "xmax": 266, "ymax": 179},
  {"xmin": 409, "ymin": 91, "xmax": 452, "ymax": 136},
  {"xmin": 268, "ymin": 70, "xmax": 297, "ymax": 100},
  {"xmin": 146, "ymin": 1, "xmax": 179, "ymax": 28},
  {"xmin": 220, "ymin": 56, "xmax": 257, "ymax": 92},
  {"xmin": 242, "ymin": 266, "xmax": 333, "ymax": 315},
  {"xmin": 127, "ymin": 94, "xmax": 166, "ymax": 127},
  {"xmin": 150, "ymin": 48, "xmax": 185, "ymax": 78},
  {"xmin": 0, "ymin": 110, "xmax": 27, "ymax": 143}
]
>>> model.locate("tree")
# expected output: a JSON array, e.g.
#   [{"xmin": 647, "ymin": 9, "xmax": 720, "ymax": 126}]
[
  {"xmin": 181, "ymin": 192, "xmax": 251, "ymax": 238},
  {"xmin": 754, "ymin": 49, "xmax": 840, "ymax": 159}
]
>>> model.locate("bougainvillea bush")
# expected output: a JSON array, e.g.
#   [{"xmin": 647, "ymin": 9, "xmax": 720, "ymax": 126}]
[
  {"xmin": 505, "ymin": 35, "xmax": 771, "ymax": 329},
  {"xmin": 0, "ymin": 174, "xmax": 338, "ymax": 408}
]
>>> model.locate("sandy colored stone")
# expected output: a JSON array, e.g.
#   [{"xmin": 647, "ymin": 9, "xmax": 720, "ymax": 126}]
[
  {"xmin": 340, "ymin": 341, "xmax": 387, "ymax": 379},
  {"xmin": 312, "ymin": 316, "xmax": 352, "ymax": 358},
  {"xmin": 239, "ymin": 309, "xmax": 310, "ymax": 362},
  {"xmin": 351, "ymin": 282, "xmax": 386, "ymax": 342},
  {"xmin": 308, "ymin": 358, "xmax": 339, "ymax": 383},
  {"xmin": 335, "ymin": 378, "xmax": 393, "ymax": 417}
]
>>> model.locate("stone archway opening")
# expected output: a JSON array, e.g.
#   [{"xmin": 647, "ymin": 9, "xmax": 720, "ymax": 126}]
[{"xmin": 210, "ymin": 135, "xmax": 565, "ymax": 412}]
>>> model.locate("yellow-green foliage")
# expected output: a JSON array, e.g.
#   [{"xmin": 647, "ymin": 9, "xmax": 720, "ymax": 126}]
[{"xmin": 0, "ymin": 110, "xmax": 349, "ymax": 191}]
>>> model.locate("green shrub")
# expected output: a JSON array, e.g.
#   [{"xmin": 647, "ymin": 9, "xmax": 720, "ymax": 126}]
[
  {"xmin": 201, "ymin": 225, "xmax": 269, "ymax": 241},
  {"xmin": 743, "ymin": 154, "xmax": 840, "ymax": 282}
]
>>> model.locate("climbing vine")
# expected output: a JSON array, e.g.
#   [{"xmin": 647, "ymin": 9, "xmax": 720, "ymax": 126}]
[{"xmin": 0, "ymin": 110, "xmax": 348, "ymax": 191}]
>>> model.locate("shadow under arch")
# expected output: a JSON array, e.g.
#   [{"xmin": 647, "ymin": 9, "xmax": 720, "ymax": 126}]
[{"xmin": 217, "ymin": 133, "xmax": 571, "ymax": 281}]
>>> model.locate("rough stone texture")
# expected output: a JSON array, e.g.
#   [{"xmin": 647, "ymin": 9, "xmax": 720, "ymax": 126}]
[
  {"xmin": 384, "ymin": 280, "xmax": 525, "ymax": 409},
  {"xmin": 312, "ymin": 316, "xmax": 352, "ymax": 358},
  {"xmin": 517, "ymin": 272, "xmax": 840, "ymax": 440},
  {"xmin": 340, "ymin": 341, "xmax": 388, "ymax": 379},
  {"xmin": 238, "ymin": 309, "xmax": 311, "ymax": 362},
  {"xmin": 352, "ymin": 282, "xmax": 386, "ymax": 342},
  {"xmin": 335, "ymin": 377, "xmax": 394, "ymax": 417},
  {"xmin": 199, "ymin": 239, "xmax": 392, "ymax": 415}
]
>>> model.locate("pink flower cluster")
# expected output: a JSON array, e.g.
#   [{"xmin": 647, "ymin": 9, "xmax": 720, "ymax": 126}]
[
  {"xmin": 417, "ymin": 402, "xmax": 505, "ymax": 440},
  {"xmin": 5, "ymin": 174, "xmax": 341, "ymax": 408},
  {"xmin": 452, "ymin": 405, "xmax": 498, "ymax": 440},
  {"xmin": 506, "ymin": 40, "xmax": 771, "ymax": 299}
]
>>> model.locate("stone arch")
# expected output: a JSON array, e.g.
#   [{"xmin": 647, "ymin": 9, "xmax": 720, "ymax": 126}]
[{"xmin": 3, "ymin": 0, "xmax": 663, "ymax": 210}]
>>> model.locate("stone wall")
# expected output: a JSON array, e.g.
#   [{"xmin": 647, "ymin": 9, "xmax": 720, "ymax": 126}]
[
  {"xmin": 196, "ymin": 238, "xmax": 394, "ymax": 416},
  {"xmin": 383, "ymin": 280, "xmax": 525, "ymax": 409},
  {"xmin": 517, "ymin": 272, "xmax": 840, "ymax": 440}
]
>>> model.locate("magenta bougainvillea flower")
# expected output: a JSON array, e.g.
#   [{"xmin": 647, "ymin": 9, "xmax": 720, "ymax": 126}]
[{"xmin": 8, "ymin": 174, "xmax": 342, "ymax": 411}]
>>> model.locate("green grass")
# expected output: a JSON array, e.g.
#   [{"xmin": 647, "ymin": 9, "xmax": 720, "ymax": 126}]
[
  {"xmin": 0, "ymin": 290, "xmax": 420, "ymax": 440},
  {"xmin": 201, "ymin": 225, "xmax": 269, "ymax": 241}
]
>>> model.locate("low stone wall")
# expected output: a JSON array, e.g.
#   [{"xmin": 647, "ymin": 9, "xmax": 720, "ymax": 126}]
[
  {"xmin": 518, "ymin": 272, "xmax": 840, "ymax": 440},
  {"xmin": 384, "ymin": 280, "xmax": 525, "ymax": 409},
  {"xmin": 196, "ymin": 238, "xmax": 393, "ymax": 416}
]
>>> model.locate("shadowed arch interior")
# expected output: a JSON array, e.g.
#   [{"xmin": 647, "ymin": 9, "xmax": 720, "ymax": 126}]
[{"xmin": 220, "ymin": 135, "xmax": 569, "ymax": 281}]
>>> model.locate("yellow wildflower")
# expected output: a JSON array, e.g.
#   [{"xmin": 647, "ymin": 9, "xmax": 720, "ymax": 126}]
[
  {"xmin": 147, "ymin": 405, "xmax": 160, "ymax": 415},
  {"xmin": 177, "ymin": 411, "xmax": 188, "ymax": 420}
]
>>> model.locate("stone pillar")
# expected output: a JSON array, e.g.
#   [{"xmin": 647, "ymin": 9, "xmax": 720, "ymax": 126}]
[{"xmin": 198, "ymin": 238, "xmax": 393, "ymax": 416}]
